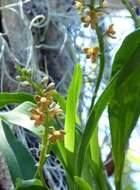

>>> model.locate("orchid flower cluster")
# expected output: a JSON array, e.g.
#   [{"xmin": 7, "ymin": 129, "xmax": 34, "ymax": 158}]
[{"xmin": 16, "ymin": 65, "xmax": 65, "ymax": 145}]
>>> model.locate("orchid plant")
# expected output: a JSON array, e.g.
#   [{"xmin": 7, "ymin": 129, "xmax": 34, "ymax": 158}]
[{"xmin": 0, "ymin": 1, "xmax": 140, "ymax": 190}]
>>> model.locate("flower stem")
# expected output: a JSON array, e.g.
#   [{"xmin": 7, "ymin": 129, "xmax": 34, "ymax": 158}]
[
  {"xmin": 122, "ymin": 0, "xmax": 140, "ymax": 28},
  {"xmin": 90, "ymin": 0, "xmax": 95, "ymax": 8},
  {"xmin": 89, "ymin": 23, "xmax": 105, "ymax": 111},
  {"xmin": 35, "ymin": 127, "xmax": 49, "ymax": 186}
]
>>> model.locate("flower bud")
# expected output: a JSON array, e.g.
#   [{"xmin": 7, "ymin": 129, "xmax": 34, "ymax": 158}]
[
  {"xmin": 47, "ymin": 82, "xmax": 55, "ymax": 91},
  {"xmin": 20, "ymin": 81, "xmax": 30, "ymax": 87},
  {"xmin": 40, "ymin": 97, "xmax": 47, "ymax": 103},
  {"xmin": 41, "ymin": 75, "xmax": 49, "ymax": 84},
  {"xmin": 16, "ymin": 75, "xmax": 21, "ymax": 80}
]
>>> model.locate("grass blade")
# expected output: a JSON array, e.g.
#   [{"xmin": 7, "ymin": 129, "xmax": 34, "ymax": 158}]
[{"xmin": 64, "ymin": 64, "xmax": 82, "ymax": 152}]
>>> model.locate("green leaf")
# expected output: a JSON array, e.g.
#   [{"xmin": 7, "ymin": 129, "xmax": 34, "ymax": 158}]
[
  {"xmin": 16, "ymin": 179, "xmax": 49, "ymax": 190},
  {"xmin": 0, "ymin": 92, "xmax": 35, "ymax": 108},
  {"xmin": 76, "ymin": 29, "xmax": 140, "ymax": 177},
  {"xmin": 0, "ymin": 120, "xmax": 22, "ymax": 185},
  {"xmin": 76, "ymin": 66, "xmax": 118, "ymax": 176},
  {"xmin": 108, "ymin": 29, "xmax": 140, "ymax": 189},
  {"xmin": 2, "ymin": 121, "xmax": 36, "ymax": 179},
  {"xmin": 64, "ymin": 64, "xmax": 82, "ymax": 152},
  {"xmin": 90, "ymin": 127, "xmax": 101, "ymax": 168},
  {"xmin": 16, "ymin": 187, "xmax": 48, "ymax": 190},
  {"xmin": 89, "ymin": 127, "xmax": 111, "ymax": 190},
  {"xmin": 0, "ymin": 101, "xmax": 44, "ymax": 137},
  {"xmin": 74, "ymin": 176, "xmax": 94, "ymax": 190}
]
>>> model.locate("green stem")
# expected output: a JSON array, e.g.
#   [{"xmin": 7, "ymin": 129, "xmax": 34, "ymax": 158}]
[
  {"xmin": 90, "ymin": 0, "xmax": 95, "ymax": 9},
  {"xmin": 30, "ymin": 80, "xmax": 44, "ymax": 96},
  {"xmin": 89, "ymin": 24, "xmax": 105, "ymax": 111},
  {"xmin": 35, "ymin": 127, "xmax": 49, "ymax": 186},
  {"xmin": 115, "ymin": 179, "xmax": 121, "ymax": 190},
  {"xmin": 122, "ymin": 0, "xmax": 140, "ymax": 28}
]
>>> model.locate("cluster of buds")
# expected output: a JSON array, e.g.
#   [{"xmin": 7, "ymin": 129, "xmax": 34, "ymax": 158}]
[
  {"xmin": 30, "ymin": 82, "xmax": 64, "ymax": 144},
  {"xmin": 83, "ymin": 47, "xmax": 99, "ymax": 62},
  {"xmin": 30, "ymin": 82, "xmax": 63, "ymax": 127},
  {"xmin": 106, "ymin": 24, "xmax": 116, "ymax": 39},
  {"xmin": 81, "ymin": 10, "xmax": 103, "ymax": 29},
  {"xmin": 16, "ymin": 65, "xmax": 32, "ymax": 87},
  {"xmin": 16, "ymin": 65, "xmax": 50, "ymax": 93},
  {"xmin": 16, "ymin": 65, "xmax": 65, "ymax": 145},
  {"xmin": 75, "ymin": 0, "xmax": 84, "ymax": 12}
]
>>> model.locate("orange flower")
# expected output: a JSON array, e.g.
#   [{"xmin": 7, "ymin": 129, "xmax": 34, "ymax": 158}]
[
  {"xmin": 83, "ymin": 47, "xmax": 99, "ymax": 62},
  {"xmin": 30, "ymin": 109, "xmax": 45, "ymax": 127},
  {"xmin": 48, "ymin": 130, "xmax": 65, "ymax": 144},
  {"xmin": 106, "ymin": 24, "xmax": 116, "ymax": 39},
  {"xmin": 81, "ymin": 10, "xmax": 103, "ymax": 28},
  {"xmin": 30, "ymin": 82, "xmax": 63, "ymax": 127}
]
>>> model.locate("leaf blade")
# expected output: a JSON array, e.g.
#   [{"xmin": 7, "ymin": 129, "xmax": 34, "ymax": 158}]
[
  {"xmin": 0, "ymin": 92, "xmax": 35, "ymax": 108},
  {"xmin": 0, "ymin": 120, "xmax": 22, "ymax": 185},
  {"xmin": 2, "ymin": 121, "xmax": 36, "ymax": 179},
  {"xmin": 64, "ymin": 64, "xmax": 82, "ymax": 152},
  {"xmin": 74, "ymin": 176, "xmax": 94, "ymax": 190},
  {"xmin": 108, "ymin": 29, "xmax": 140, "ymax": 188},
  {"xmin": 0, "ymin": 102, "xmax": 44, "ymax": 137}
]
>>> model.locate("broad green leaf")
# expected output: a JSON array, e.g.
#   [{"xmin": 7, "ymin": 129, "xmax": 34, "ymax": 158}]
[
  {"xmin": 0, "ymin": 120, "xmax": 22, "ymax": 185},
  {"xmin": 16, "ymin": 187, "xmax": 48, "ymax": 190},
  {"xmin": 64, "ymin": 64, "xmax": 82, "ymax": 152},
  {"xmin": 0, "ymin": 92, "xmax": 35, "ymax": 108},
  {"xmin": 76, "ymin": 29, "xmax": 140, "ymax": 178},
  {"xmin": 16, "ymin": 179, "xmax": 49, "ymax": 190},
  {"xmin": 0, "ymin": 101, "xmax": 44, "ymax": 137},
  {"xmin": 108, "ymin": 29, "xmax": 140, "ymax": 189},
  {"xmin": 74, "ymin": 176, "xmax": 94, "ymax": 190},
  {"xmin": 2, "ymin": 121, "xmax": 36, "ymax": 179},
  {"xmin": 16, "ymin": 178, "xmax": 43, "ymax": 187},
  {"xmin": 16, "ymin": 187, "xmax": 49, "ymax": 190}
]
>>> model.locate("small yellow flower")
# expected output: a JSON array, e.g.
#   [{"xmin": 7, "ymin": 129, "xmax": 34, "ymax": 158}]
[
  {"xmin": 81, "ymin": 10, "xmax": 103, "ymax": 29},
  {"xmin": 83, "ymin": 47, "xmax": 99, "ymax": 62},
  {"xmin": 75, "ymin": 0, "xmax": 84, "ymax": 12},
  {"xmin": 48, "ymin": 129, "xmax": 65, "ymax": 144}
]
